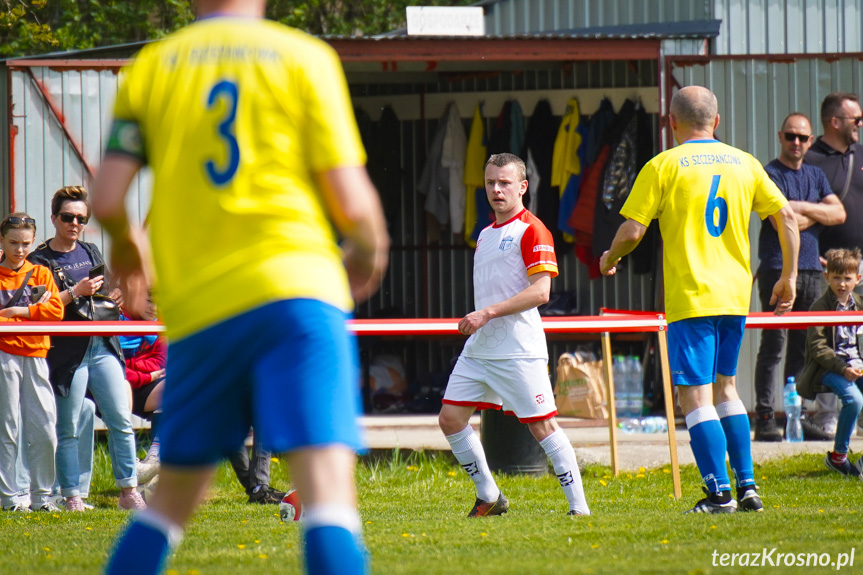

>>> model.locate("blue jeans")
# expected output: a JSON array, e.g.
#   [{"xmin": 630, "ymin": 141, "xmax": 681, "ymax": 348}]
[
  {"xmin": 820, "ymin": 371, "xmax": 863, "ymax": 454},
  {"xmin": 56, "ymin": 338, "xmax": 136, "ymax": 496}
]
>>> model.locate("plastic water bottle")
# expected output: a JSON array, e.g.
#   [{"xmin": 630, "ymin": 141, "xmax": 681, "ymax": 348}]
[
  {"xmin": 619, "ymin": 416, "xmax": 668, "ymax": 434},
  {"xmin": 784, "ymin": 376, "xmax": 803, "ymax": 443},
  {"xmin": 627, "ymin": 356, "xmax": 644, "ymax": 418},
  {"xmin": 612, "ymin": 356, "xmax": 628, "ymax": 418}
]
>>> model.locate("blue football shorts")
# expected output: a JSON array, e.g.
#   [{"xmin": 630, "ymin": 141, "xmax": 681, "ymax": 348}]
[
  {"xmin": 159, "ymin": 298, "xmax": 364, "ymax": 467},
  {"xmin": 666, "ymin": 315, "xmax": 746, "ymax": 386}
]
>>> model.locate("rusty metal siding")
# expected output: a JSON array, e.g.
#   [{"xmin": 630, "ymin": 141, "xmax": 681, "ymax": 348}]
[{"xmin": 9, "ymin": 66, "xmax": 151, "ymax": 251}]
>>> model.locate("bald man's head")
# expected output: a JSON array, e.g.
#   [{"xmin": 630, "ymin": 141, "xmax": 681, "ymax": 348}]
[{"xmin": 670, "ymin": 86, "xmax": 719, "ymax": 130}]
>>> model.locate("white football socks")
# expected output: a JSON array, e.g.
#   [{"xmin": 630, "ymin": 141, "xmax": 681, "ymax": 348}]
[
  {"xmin": 446, "ymin": 424, "xmax": 500, "ymax": 502},
  {"xmin": 540, "ymin": 429, "xmax": 590, "ymax": 515}
]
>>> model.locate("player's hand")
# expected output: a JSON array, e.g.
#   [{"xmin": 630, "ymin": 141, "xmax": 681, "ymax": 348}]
[
  {"xmin": 343, "ymin": 239, "xmax": 389, "ymax": 304},
  {"xmin": 109, "ymin": 227, "xmax": 152, "ymax": 319},
  {"xmin": 38, "ymin": 291, "xmax": 52, "ymax": 304},
  {"xmin": 109, "ymin": 287, "xmax": 124, "ymax": 307},
  {"xmin": 599, "ymin": 250, "xmax": 620, "ymax": 276},
  {"xmin": 844, "ymin": 366, "xmax": 862, "ymax": 381},
  {"xmin": 150, "ymin": 368, "xmax": 166, "ymax": 382},
  {"xmin": 458, "ymin": 310, "xmax": 490, "ymax": 335},
  {"xmin": 768, "ymin": 276, "xmax": 796, "ymax": 315}
]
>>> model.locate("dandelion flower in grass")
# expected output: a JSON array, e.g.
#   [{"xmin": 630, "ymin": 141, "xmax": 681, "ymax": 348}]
[
  {"xmin": 187, "ymin": 570, "xmax": 200, "ymax": 575},
  {"xmin": 401, "ymin": 533, "xmax": 410, "ymax": 538},
  {"xmin": 85, "ymin": 527, "xmax": 93, "ymax": 531},
  {"xmin": 599, "ymin": 480, "xmax": 607, "ymax": 487},
  {"xmin": 636, "ymin": 474, "xmax": 645, "ymax": 479},
  {"xmin": 818, "ymin": 509, "xmax": 824, "ymax": 513},
  {"xmin": 407, "ymin": 466, "xmax": 419, "ymax": 472},
  {"xmin": 638, "ymin": 467, "xmax": 646, "ymax": 473},
  {"xmin": 662, "ymin": 469, "xmax": 670, "ymax": 474},
  {"xmin": 254, "ymin": 540, "xmax": 260, "ymax": 544},
  {"xmin": 259, "ymin": 555, "xmax": 268, "ymax": 560},
  {"xmin": 366, "ymin": 521, "xmax": 372, "ymax": 524},
  {"xmin": 447, "ymin": 471, "xmax": 456, "ymax": 477},
  {"xmin": 270, "ymin": 457, "xmax": 279, "ymax": 463},
  {"xmin": 43, "ymin": 547, "xmax": 50, "ymax": 552},
  {"xmin": 167, "ymin": 570, "xmax": 179, "ymax": 575},
  {"xmin": 53, "ymin": 514, "xmax": 59, "ymax": 518},
  {"xmin": 238, "ymin": 544, "xmax": 246, "ymax": 549},
  {"xmin": 602, "ymin": 475, "xmax": 612, "ymax": 479},
  {"xmin": 661, "ymin": 540, "xmax": 669, "ymax": 545},
  {"xmin": 710, "ymin": 525, "xmax": 717, "ymax": 530},
  {"xmin": 23, "ymin": 533, "xmax": 29, "ymax": 537},
  {"xmin": 591, "ymin": 544, "xmax": 599, "ymax": 549},
  {"xmin": 838, "ymin": 528, "xmax": 845, "ymax": 533}
]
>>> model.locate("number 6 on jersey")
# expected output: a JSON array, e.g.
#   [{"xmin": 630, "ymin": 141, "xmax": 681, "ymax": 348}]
[{"xmin": 704, "ymin": 174, "xmax": 728, "ymax": 237}]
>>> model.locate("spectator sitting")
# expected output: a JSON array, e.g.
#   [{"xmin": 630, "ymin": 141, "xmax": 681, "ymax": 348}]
[
  {"xmin": 0, "ymin": 213, "xmax": 65, "ymax": 512},
  {"xmin": 228, "ymin": 429, "xmax": 287, "ymax": 505},
  {"xmin": 119, "ymin": 302, "xmax": 163, "ymax": 486}
]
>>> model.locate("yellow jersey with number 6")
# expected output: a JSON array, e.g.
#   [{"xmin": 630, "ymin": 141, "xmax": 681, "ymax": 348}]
[
  {"xmin": 620, "ymin": 139, "xmax": 787, "ymax": 323},
  {"xmin": 108, "ymin": 17, "xmax": 365, "ymax": 340}
]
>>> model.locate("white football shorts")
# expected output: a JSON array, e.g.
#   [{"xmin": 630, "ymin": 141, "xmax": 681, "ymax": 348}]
[{"xmin": 442, "ymin": 355, "xmax": 557, "ymax": 422}]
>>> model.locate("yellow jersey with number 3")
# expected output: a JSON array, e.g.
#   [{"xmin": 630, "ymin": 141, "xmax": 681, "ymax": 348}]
[
  {"xmin": 108, "ymin": 17, "xmax": 365, "ymax": 340},
  {"xmin": 620, "ymin": 139, "xmax": 787, "ymax": 323}
]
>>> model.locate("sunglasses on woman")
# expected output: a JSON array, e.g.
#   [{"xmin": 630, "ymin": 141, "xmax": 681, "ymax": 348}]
[{"xmin": 57, "ymin": 213, "xmax": 89, "ymax": 225}]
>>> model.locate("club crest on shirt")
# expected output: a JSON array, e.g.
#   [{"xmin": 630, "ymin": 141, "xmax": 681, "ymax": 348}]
[
  {"xmin": 499, "ymin": 236, "xmax": 514, "ymax": 251},
  {"xmin": 535, "ymin": 393, "xmax": 545, "ymax": 405}
]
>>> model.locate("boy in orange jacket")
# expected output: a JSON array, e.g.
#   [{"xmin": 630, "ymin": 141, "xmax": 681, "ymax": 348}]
[{"xmin": 0, "ymin": 213, "xmax": 64, "ymax": 511}]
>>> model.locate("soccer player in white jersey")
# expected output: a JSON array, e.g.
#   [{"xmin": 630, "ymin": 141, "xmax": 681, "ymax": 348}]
[{"xmin": 438, "ymin": 153, "xmax": 590, "ymax": 517}]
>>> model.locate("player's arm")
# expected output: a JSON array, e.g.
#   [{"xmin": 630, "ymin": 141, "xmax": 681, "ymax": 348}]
[
  {"xmin": 458, "ymin": 271, "xmax": 551, "ymax": 336},
  {"xmin": 769, "ymin": 204, "xmax": 800, "ymax": 315},
  {"xmin": 599, "ymin": 218, "xmax": 648, "ymax": 276},
  {"xmin": 315, "ymin": 166, "xmax": 390, "ymax": 304},
  {"xmin": 91, "ymin": 154, "xmax": 152, "ymax": 319}
]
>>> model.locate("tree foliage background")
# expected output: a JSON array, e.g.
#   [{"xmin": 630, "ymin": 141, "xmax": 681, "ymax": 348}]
[{"xmin": 0, "ymin": 0, "xmax": 475, "ymax": 57}]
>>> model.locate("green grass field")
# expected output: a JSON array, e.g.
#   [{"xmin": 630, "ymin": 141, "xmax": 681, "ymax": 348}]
[{"xmin": 1, "ymin": 440, "xmax": 861, "ymax": 574}]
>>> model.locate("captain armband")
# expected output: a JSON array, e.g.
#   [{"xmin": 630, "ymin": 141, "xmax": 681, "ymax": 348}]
[{"xmin": 105, "ymin": 119, "xmax": 147, "ymax": 164}]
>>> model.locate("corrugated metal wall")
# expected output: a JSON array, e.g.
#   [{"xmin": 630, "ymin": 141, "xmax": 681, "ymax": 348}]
[
  {"xmin": 712, "ymin": 0, "xmax": 863, "ymax": 54},
  {"xmin": 483, "ymin": 0, "xmax": 863, "ymax": 55},
  {"xmin": 9, "ymin": 67, "xmax": 152, "ymax": 252},
  {"xmin": 483, "ymin": 0, "xmax": 712, "ymax": 34}
]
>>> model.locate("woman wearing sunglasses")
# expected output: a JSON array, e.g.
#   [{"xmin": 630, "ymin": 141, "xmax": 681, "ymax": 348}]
[{"xmin": 28, "ymin": 185, "xmax": 145, "ymax": 511}]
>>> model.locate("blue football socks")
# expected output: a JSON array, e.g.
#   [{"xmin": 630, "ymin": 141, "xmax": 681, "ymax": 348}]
[
  {"xmin": 717, "ymin": 400, "xmax": 756, "ymax": 488},
  {"xmin": 105, "ymin": 510, "xmax": 182, "ymax": 575},
  {"xmin": 303, "ymin": 504, "xmax": 368, "ymax": 575},
  {"xmin": 685, "ymin": 406, "xmax": 731, "ymax": 493}
]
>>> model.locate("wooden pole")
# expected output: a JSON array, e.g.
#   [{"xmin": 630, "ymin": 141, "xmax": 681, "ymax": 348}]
[
  {"xmin": 656, "ymin": 321, "xmax": 682, "ymax": 499},
  {"xmin": 601, "ymin": 331, "xmax": 619, "ymax": 476}
]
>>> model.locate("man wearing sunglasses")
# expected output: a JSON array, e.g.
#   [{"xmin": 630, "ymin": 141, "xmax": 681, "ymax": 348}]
[
  {"xmin": 804, "ymin": 93, "xmax": 863, "ymax": 442},
  {"xmin": 753, "ymin": 113, "xmax": 846, "ymax": 442}
]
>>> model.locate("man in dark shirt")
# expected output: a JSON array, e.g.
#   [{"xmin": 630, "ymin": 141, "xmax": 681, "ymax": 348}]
[
  {"xmin": 804, "ymin": 92, "xmax": 863, "ymax": 439},
  {"xmin": 754, "ymin": 113, "xmax": 845, "ymax": 441}
]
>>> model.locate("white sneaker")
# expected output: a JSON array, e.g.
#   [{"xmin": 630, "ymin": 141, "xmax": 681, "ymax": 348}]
[
  {"xmin": 136, "ymin": 457, "xmax": 160, "ymax": 485},
  {"xmin": 36, "ymin": 501, "xmax": 62, "ymax": 512}
]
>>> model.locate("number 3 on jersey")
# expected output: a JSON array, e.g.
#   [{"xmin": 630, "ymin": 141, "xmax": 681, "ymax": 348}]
[
  {"xmin": 704, "ymin": 175, "xmax": 727, "ymax": 237},
  {"xmin": 205, "ymin": 80, "xmax": 240, "ymax": 186}
]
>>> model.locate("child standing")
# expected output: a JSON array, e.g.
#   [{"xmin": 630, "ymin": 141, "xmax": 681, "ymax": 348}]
[
  {"xmin": 0, "ymin": 213, "xmax": 65, "ymax": 511},
  {"xmin": 798, "ymin": 247, "xmax": 863, "ymax": 478}
]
